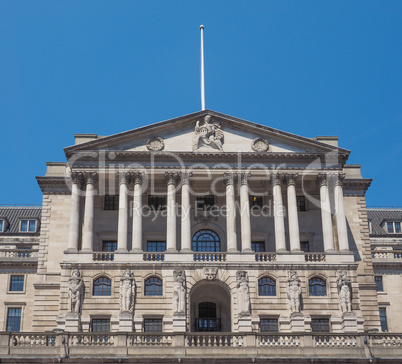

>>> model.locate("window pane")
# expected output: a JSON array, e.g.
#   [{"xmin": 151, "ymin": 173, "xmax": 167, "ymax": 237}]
[
  {"xmin": 0, "ymin": 220, "xmax": 3, "ymax": 231},
  {"xmin": 297, "ymin": 196, "xmax": 307, "ymax": 212},
  {"xmin": 102, "ymin": 241, "xmax": 117, "ymax": 252},
  {"xmin": 93, "ymin": 277, "xmax": 111, "ymax": 296},
  {"xmin": 104, "ymin": 195, "xmax": 119, "ymax": 210},
  {"xmin": 148, "ymin": 195, "xmax": 166, "ymax": 210},
  {"xmin": 192, "ymin": 230, "xmax": 220, "ymax": 252},
  {"xmin": 258, "ymin": 277, "xmax": 276, "ymax": 296},
  {"xmin": 260, "ymin": 318, "xmax": 278, "ymax": 332},
  {"xmin": 91, "ymin": 319, "xmax": 110, "ymax": 332},
  {"xmin": 309, "ymin": 278, "xmax": 326, "ymax": 296},
  {"xmin": 28, "ymin": 220, "xmax": 36, "ymax": 232},
  {"xmin": 144, "ymin": 319, "xmax": 162, "ymax": 332},
  {"xmin": 20, "ymin": 220, "xmax": 28, "ymax": 232},
  {"xmin": 10, "ymin": 276, "xmax": 24, "ymax": 292},
  {"xmin": 311, "ymin": 318, "xmax": 329, "ymax": 333},
  {"xmin": 144, "ymin": 277, "xmax": 163, "ymax": 296},
  {"xmin": 387, "ymin": 222, "xmax": 394, "ymax": 233},
  {"xmin": 249, "ymin": 196, "xmax": 263, "ymax": 209},
  {"xmin": 252, "ymin": 241, "xmax": 265, "ymax": 252},
  {"xmin": 147, "ymin": 242, "xmax": 166, "ymax": 252},
  {"xmin": 375, "ymin": 276, "xmax": 383, "ymax": 292},
  {"xmin": 395, "ymin": 222, "xmax": 401, "ymax": 233},
  {"xmin": 196, "ymin": 195, "xmax": 215, "ymax": 211},
  {"xmin": 7, "ymin": 308, "xmax": 22, "ymax": 332},
  {"xmin": 379, "ymin": 308, "xmax": 388, "ymax": 332},
  {"xmin": 300, "ymin": 241, "xmax": 310, "ymax": 252}
]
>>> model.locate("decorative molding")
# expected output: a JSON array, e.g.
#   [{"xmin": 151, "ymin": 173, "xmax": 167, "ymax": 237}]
[
  {"xmin": 146, "ymin": 136, "xmax": 165, "ymax": 151},
  {"xmin": 251, "ymin": 137, "xmax": 269, "ymax": 152},
  {"xmin": 204, "ymin": 267, "xmax": 218, "ymax": 280}
]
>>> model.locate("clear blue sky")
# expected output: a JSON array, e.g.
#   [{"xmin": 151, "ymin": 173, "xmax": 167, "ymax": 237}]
[{"xmin": 0, "ymin": 1, "xmax": 401, "ymax": 207}]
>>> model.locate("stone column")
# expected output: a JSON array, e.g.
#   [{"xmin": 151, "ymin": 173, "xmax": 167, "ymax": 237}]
[
  {"xmin": 67, "ymin": 172, "xmax": 82, "ymax": 252},
  {"xmin": 117, "ymin": 172, "xmax": 129, "ymax": 252},
  {"xmin": 131, "ymin": 173, "xmax": 143, "ymax": 252},
  {"xmin": 224, "ymin": 173, "xmax": 237, "ymax": 252},
  {"xmin": 240, "ymin": 173, "xmax": 252, "ymax": 252},
  {"xmin": 317, "ymin": 173, "xmax": 335, "ymax": 251},
  {"xmin": 180, "ymin": 173, "xmax": 192, "ymax": 252},
  {"xmin": 334, "ymin": 173, "xmax": 349, "ymax": 251},
  {"xmin": 82, "ymin": 172, "xmax": 97, "ymax": 251},
  {"xmin": 284, "ymin": 174, "xmax": 301, "ymax": 252},
  {"xmin": 272, "ymin": 173, "xmax": 286, "ymax": 252},
  {"xmin": 166, "ymin": 172, "xmax": 178, "ymax": 252}
]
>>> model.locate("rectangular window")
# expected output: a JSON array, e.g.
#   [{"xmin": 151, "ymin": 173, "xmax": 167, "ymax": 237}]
[
  {"xmin": 300, "ymin": 241, "xmax": 310, "ymax": 252},
  {"xmin": 102, "ymin": 241, "xmax": 117, "ymax": 252},
  {"xmin": 144, "ymin": 318, "xmax": 163, "ymax": 332},
  {"xmin": 104, "ymin": 195, "xmax": 119, "ymax": 210},
  {"xmin": 91, "ymin": 318, "xmax": 110, "ymax": 332},
  {"xmin": 9, "ymin": 276, "xmax": 24, "ymax": 292},
  {"xmin": 0, "ymin": 219, "xmax": 4, "ymax": 232},
  {"xmin": 395, "ymin": 222, "xmax": 401, "ymax": 233},
  {"xmin": 379, "ymin": 308, "xmax": 388, "ymax": 332},
  {"xmin": 7, "ymin": 308, "xmax": 22, "ymax": 332},
  {"xmin": 196, "ymin": 195, "xmax": 215, "ymax": 211},
  {"xmin": 296, "ymin": 196, "xmax": 307, "ymax": 212},
  {"xmin": 252, "ymin": 241, "xmax": 265, "ymax": 252},
  {"xmin": 375, "ymin": 276, "xmax": 383, "ymax": 292},
  {"xmin": 260, "ymin": 318, "xmax": 278, "ymax": 332},
  {"xmin": 311, "ymin": 318, "xmax": 330, "ymax": 333},
  {"xmin": 387, "ymin": 222, "xmax": 394, "ymax": 233},
  {"xmin": 249, "ymin": 196, "xmax": 263, "ymax": 210},
  {"xmin": 147, "ymin": 241, "xmax": 166, "ymax": 252},
  {"xmin": 148, "ymin": 195, "xmax": 166, "ymax": 210},
  {"xmin": 20, "ymin": 220, "xmax": 36, "ymax": 232}
]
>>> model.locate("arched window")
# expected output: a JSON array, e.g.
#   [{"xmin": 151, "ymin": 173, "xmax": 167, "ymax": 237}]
[
  {"xmin": 309, "ymin": 277, "xmax": 326, "ymax": 296},
  {"xmin": 93, "ymin": 277, "xmax": 111, "ymax": 296},
  {"xmin": 258, "ymin": 277, "xmax": 276, "ymax": 296},
  {"xmin": 192, "ymin": 230, "xmax": 220, "ymax": 252},
  {"xmin": 144, "ymin": 277, "xmax": 163, "ymax": 296}
]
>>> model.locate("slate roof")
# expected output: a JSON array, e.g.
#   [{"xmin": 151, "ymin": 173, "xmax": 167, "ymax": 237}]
[
  {"xmin": 0, "ymin": 207, "xmax": 42, "ymax": 235},
  {"xmin": 367, "ymin": 208, "xmax": 402, "ymax": 237}
]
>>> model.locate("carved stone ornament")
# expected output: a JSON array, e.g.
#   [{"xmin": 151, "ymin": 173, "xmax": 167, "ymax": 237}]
[
  {"xmin": 251, "ymin": 137, "xmax": 269, "ymax": 152},
  {"xmin": 120, "ymin": 269, "xmax": 135, "ymax": 313},
  {"xmin": 146, "ymin": 136, "xmax": 164, "ymax": 151},
  {"xmin": 192, "ymin": 115, "xmax": 224, "ymax": 151},
  {"xmin": 286, "ymin": 271, "xmax": 302, "ymax": 314},
  {"xmin": 204, "ymin": 267, "xmax": 218, "ymax": 280},
  {"xmin": 68, "ymin": 269, "xmax": 84, "ymax": 314},
  {"xmin": 236, "ymin": 271, "xmax": 251, "ymax": 317},
  {"xmin": 173, "ymin": 270, "xmax": 186, "ymax": 316},
  {"xmin": 337, "ymin": 270, "xmax": 352, "ymax": 313}
]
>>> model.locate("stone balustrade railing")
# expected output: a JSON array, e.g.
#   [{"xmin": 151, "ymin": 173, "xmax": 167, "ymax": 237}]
[
  {"xmin": 3, "ymin": 332, "xmax": 402, "ymax": 360},
  {"xmin": 0, "ymin": 249, "xmax": 38, "ymax": 259},
  {"xmin": 255, "ymin": 253, "xmax": 276, "ymax": 262},
  {"xmin": 92, "ymin": 253, "xmax": 114, "ymax": 261},
  {"xmin": 305, "ymin": 253, "xmax": 326, "ymax": 262},
  {"xmin": 372, "ymin": 251, "xmax": 402, "ymax": 260},
  {"xmin": 193, "ymin": 253, "xmax": 226, "ymax": 262}
]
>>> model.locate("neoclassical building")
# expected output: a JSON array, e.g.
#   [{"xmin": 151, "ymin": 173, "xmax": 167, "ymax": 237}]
[{"xmin": 0, "ymin": 110, "xmax": 401, "ymax": 362}]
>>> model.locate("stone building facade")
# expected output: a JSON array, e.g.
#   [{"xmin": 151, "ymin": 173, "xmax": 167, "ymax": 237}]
[{"xmin": 0, "ymin": 110, "xmax": 401, "ymax": 362}]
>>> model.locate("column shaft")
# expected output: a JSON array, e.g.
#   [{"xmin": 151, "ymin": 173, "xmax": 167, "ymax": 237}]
[
  {"xmin": 225, "ymin": 175, "xmax": 237, "ymax": 252},
  {"xmin": 181, "ymin": 179, "xmax": 192, "ymax": 252},
  {"xmin": 67, "ymin": 178, "xmax": 81, "ymax": 251},
  {"xmin": 240, "ymin": 177, "xmax": 251, "ymax": 252},
  {"xmin": 286, "ymin": 176, "xmax": 301, "ymax": 251},
  {"xmin": 273, "ymin": 175, "xmax": 286, "ymax": 251},
  {"xmin": 319, "ymin": 175, "xmax": 335, "ymax": 251},
  {"xmin": 117, "ymin": 175, "xmax": 129, "ymax": 251},
  {"xmin": 166, "ymin": 174, "xmax": 177, "ymax": 252},
  {"xmin": 334, "ymin": 180, "xmax": 349, "ymax": 251},
  {"xmin": 82, "ymin": 175, "xmax": 96, "ymax": 251},
  {"xmin": 132, "ymin": 175, "xmax": 143, "ymax": 252}
]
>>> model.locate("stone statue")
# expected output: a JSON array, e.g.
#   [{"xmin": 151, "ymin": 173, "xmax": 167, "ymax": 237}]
[
  {"xmin": 236, "ymin": 271, "xmax": 251, "ymax": 317},
  {"xmin": 286, "ymin": 271, "xmax": 302, "ymax": 313},
  {"xmin": 337, "ymin": 271, "xmax": 352, "ymax": 313},
  {"xmin": 68, "ymin": 269, "xmax": 84, "ymax": 314},
  {"xmin": 173, "ymin": 270, "xmax": 186, "ymax": 316},
  {"xmin": 192, "ymin": 115, "xmax": 224, "ymax": 151},
  {"xmin": 120, "ymin": 269, "xmax": 135, "ymax": 313}
]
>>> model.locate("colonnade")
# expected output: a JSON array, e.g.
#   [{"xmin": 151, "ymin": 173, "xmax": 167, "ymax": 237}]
[{"xmin": 66, "ymin": 171, "xmax": 349, "ymax": 253}]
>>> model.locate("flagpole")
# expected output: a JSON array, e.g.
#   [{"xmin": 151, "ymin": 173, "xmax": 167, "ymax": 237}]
[{"xmin": 200, "ymin": 25, "xmax": 205, "ymax": 111}]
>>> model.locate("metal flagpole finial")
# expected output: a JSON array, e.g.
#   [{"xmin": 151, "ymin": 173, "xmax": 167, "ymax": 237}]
[{"xmin": 200, "ymin": 25, "xmax": 205, "ymax": 111}]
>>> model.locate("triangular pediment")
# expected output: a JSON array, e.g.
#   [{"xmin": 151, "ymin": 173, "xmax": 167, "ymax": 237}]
[{"xmin": 64, "ymin": 110, "xmax": 349, "ymax": 157}]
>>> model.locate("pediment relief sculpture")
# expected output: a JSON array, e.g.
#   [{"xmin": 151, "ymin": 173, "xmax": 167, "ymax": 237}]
[
  {"xmin": 192, "ymin": 115, "xmax": 224, "ymax": 151},
  {"xmin": 251, "ymin": 137, "xmax": 269, "ymax": 152},
  {"xmin": 146, "ymin": 136, "xmax": 165, "ymax": 151}
]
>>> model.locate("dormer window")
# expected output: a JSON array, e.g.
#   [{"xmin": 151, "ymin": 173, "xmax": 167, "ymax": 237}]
[
  {"xmin": 0, "ymin": 219, "xmax": 4, "ymax": 232},
  {"xmin": 385, "ymin": 221, "xmax": 401, "ymax": 234},
  {"xmin": 20, "ymin": 219, "xmax": 37, "ymax": 233}
]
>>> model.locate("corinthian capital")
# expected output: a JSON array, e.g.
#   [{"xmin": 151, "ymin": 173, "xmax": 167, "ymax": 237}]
[
  {"xmin": 317, "ymin": 173, "xmax": 328, "ymax": 187},
  {"xmin": 70, "ymin": 171, "xmax": 84, "ymax": 185},
  {"xmin": 283, "ymin": 173, "xmax": 298, "ymax": 186},
  {"xmin": 165, "ymin": 172, "xmax": 180, "ymax": 186},
  {"xmin": 223, "ymin": 172, "xmax": 235, "ymax": 186},
  {"xmin": 117, "ymin": 171, "xmax": 130, "ymax": 185},
  {"xmin": 84, "ymin": 172, "xmax": 98, "ymax": 185},
  {"xmin": 271, "ymin": 173, "xmax": 283, "ymax": 186},
  {"xmin": 131, "ymin": 172, "xmax": 144, "ymax": 185},
  {"xmin": 240, "ymin": 172, "xmax": 251, "ymax": 186}
]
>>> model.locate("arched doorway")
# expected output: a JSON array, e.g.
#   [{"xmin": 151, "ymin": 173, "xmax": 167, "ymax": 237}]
[{"xmin": 190, "ymin": 280, "xmax": 231, "ymax": 332}]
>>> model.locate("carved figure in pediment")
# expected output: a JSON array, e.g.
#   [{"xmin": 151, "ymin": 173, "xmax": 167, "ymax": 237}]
[
  {"xmin": 236, "ymin": 271, "xmax": 251, "ymax": 317},
  {"xmin": 173, "ymin": 270, "xmax": 186, "ymax": 316},
  {"xmin": 120, "ymin": 269, "xmax": 136, "ymax": 313},
  {"xmin": 286, "ymin": 271, "xmax": 301, "ymax": 313},
  {"xmin": 337, "ymin": 271, "xmax": 352, "ymax": 313},
  {"xmin": 192, "ymin": 115, "xmax": 224, "ymax": 151},
  {"xmin": 68, "ymin": 269, "xmax": 84, "ymax": 314}
]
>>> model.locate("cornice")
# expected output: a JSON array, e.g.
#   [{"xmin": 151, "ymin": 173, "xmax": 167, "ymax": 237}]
[
  {"xmin": 36, "ymin": 176, "xmax": 69, "ymax": 193},
  {"xmin": 343, "ymin": 178, "xmax": 373, "ymax": 196}
]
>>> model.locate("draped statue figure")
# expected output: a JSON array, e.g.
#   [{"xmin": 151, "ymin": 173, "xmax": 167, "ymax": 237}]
[{"xmin": 68, "ymin": 269, "xmax": 84, "ymax": 314}]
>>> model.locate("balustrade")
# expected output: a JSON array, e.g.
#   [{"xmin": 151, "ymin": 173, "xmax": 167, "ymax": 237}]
[{"xmin": 0, "ymin": 249, "xmax": 38, "ymax": 259}]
